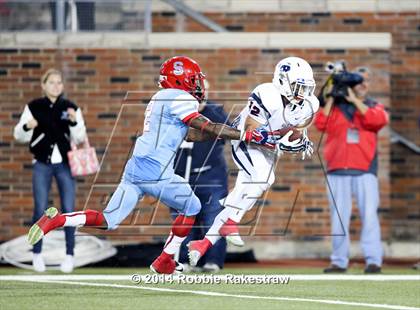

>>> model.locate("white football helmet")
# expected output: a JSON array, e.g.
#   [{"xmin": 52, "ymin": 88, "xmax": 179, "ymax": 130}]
[{"xmin": 272, "ymin": 57, "xmax": 316, "ymax": 106}]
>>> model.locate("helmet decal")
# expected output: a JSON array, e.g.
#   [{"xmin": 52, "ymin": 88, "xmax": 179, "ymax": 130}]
[
  {"xmin": 280, "ymin": 64, "xmax": 291, "ymax": 72},
  {"xmin": 173, "ymin": 61, "xmax": 184, "ymax": 75}
]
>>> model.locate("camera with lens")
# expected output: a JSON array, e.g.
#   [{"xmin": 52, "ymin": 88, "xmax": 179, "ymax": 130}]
[{"xmin": 322, "ymin": 61, "xmax": 364, "ymax": 104}]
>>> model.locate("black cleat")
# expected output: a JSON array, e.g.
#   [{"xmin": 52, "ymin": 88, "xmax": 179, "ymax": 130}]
[
  {"xmin": 364, "ymin": 264, "xmax": 381, "ymax": 274},
  {"xmin": 323, "ymin": 264, "xmax": 347, "ymax": 273}
]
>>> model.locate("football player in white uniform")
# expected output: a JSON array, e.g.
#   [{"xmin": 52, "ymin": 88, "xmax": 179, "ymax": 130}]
[{"xmin": 188, "ymin": 57, "xmax": 320, "ymax": 266}]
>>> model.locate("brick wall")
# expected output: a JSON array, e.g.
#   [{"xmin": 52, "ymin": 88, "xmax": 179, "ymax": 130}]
[
  {"xmin": 152, "ymin": 10, "xmax": 419, "ymax": 240},
  {"xmin": 0, "ymin": 11, "xmax": 418, "ymax": 246},
  {"xmin": 0, "ymin": 46, "xmax": 392, "ymax": 245}
]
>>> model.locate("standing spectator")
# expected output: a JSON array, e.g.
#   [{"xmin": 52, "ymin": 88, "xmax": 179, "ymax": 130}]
[
  {"xmin": 172, "ymin": 97, "xmax": 229, "ymax": 273},
  {"xmin": 50, "ymin": 0, "xmax": 95, "ymax": 31},
  {"xmin": 314, "ymin": 67, "xmax": 389, "ymax": 274},
  {"xmin": 14, "ymin": 68, "xmax": 87, "ymax": 273}
]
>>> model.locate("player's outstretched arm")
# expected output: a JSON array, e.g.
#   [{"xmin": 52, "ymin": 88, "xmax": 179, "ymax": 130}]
[
  {"xmin": 187, "ymin": 114, "xmax": 279, "ymax": 149},
  {"xmin": 186, "ymin": 128, "xmax": 217, "ymax": 142},
  {"xmin": 188, "ymin": 114, "xmax": 241, "ymax": 141}
]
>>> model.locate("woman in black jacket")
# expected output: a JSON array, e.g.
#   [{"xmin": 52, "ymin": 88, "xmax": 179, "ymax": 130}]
[{"xmin": 14, "ymin": 69, "xmax": 86, "ymax": 273}]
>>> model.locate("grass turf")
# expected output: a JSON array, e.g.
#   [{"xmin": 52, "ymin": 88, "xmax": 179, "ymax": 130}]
[{"xmin": 0, "ymin": 267, "xmax": 419, "ymax": 310}]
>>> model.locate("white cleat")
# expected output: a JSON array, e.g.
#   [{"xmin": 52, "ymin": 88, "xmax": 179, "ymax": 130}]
[
  {"xmin": 32, "ymin": 253, "xmax": 46, "ymax": 272},
  {"xmin": 202, "ymin": 263, "xmax": 220, "ymax": 273},
  {"xmin": 188, "ymin": 250, "xmax": 201, "ymax": 267},
  {"xmin": 60, "ymin": 255, "xmax": 74, "ymax": 273},
  {"xmin": 226, "ymin": 234, "xmax": 245, "ymax": 247}
]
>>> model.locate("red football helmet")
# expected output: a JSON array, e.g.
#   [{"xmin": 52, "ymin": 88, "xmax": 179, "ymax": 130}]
[{"xmin": 158, "ymin": 56, "xmax": 206, "ymax": 102}]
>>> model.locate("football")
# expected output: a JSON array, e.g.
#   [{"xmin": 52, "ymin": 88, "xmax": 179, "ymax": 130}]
[{"xmin": 275, "ymin": 126, "xmax": 303, "ymax": 142}]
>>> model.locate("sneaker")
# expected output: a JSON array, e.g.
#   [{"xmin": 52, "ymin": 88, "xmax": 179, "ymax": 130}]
[
  {"xmin": 187, "ymin": 239, "xmax": 212, "ymax": 267},
  {"xmin": 182, "ymin": 264, "xmax": 203, "ymax": 273},
  {"xmin": 219, "ymin": 219, "xmax": 244, "ymax": 247},
  {"xmin": 60, "ymin": 255, "xmax": 74, "ymax": 273},
  {"xmin": 28, "ymin": 207, "xmax": 61, "ymax": 246},
  {"xmin": 32, "ymin": 253, "xmax": 46, "ymax": 272},
  {"xmin": 150, "ymin": 252, "xmax": 182, "ymax": 274},
  {"xmin": 364, "ymin": 264, "xmax": 381, "ymax": 274},
  {"xmin": 323, "ymin": 264, "xmax": 347, "ymax": 273},
  {"xmin": 202, "ymin": 262, "xmax": 220, "ymax": 273}
]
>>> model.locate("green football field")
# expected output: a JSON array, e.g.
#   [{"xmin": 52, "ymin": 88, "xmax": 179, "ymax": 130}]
[{"xmin": 0, "ymin": 267, "xmax": 419, "ymax": 310}]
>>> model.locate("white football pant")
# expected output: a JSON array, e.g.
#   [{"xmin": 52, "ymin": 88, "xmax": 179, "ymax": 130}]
[{"xmin": 205, "ymin": 141, "xmax": 277, "ymax": 244}]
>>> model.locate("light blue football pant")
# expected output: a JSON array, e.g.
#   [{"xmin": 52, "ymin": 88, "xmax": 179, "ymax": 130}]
[
  {"xmin": 327, "ymin": 173, "xmax": 383, "ymax": 268},
  {"xmin": 103, "ymin": 157, "xmax": 201, "ymax": 230}
]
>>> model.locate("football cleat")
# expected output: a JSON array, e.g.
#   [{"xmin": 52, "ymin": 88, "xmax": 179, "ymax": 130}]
[
  {"xmin": 150, "ymin": 252, "xmax": 183, "ymax": 274},
  {"xmin": 187, "ymin": 239, "xmax": 212, "ymax": 267},
  {"xmin": 219, "ymin": 219, "xmax": 245, "ymax": 247},
  {"xmin": 28, "ymin": 207, "xmax": 60, "ymax": 246}
]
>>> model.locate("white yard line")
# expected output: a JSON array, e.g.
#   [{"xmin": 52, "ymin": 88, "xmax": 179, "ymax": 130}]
[
  {"xmin": 0, "ymin": 274, "xmax": 419, "ymax": 281},
  {"xmin": 7, "ymin": 278, "xmax": 420, "ymax": 310}
]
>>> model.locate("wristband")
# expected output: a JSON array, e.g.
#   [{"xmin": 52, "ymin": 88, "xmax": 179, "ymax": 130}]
[
  {"xmin": 243, "ymin": 131, "xmax": 252, "ymax": 143},
  {"xmin": 200, "ymin": 120, "xmax": 210, "ymax": 134}
]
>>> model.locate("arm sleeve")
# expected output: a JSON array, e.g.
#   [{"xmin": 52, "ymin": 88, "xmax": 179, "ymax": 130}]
[
  {"xmin": 169, "ymin": 94, "xmax": 199, "ymax": 123},
  {"xmin": 360, "ymin": 103, "xmax": 389, "ymax": 132},
  {"xmin": 314, "ymin": 109, "xmax": 329, "ymax": 132},
  {"xmin": 13, "ymin": 105, "xmax": 34, "ymax": 143},
  {"xmin": 69, "ymin": 108, "xmax": 87, "ymax": 144}
]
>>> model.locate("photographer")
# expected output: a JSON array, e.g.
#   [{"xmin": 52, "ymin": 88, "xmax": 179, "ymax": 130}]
[{"xmin": 314, "ymin": 67, "xmax": 389, "ymax": 274}]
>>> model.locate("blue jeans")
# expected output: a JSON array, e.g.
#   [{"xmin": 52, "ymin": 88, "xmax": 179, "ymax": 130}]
[{"xmin": 32, "ymin": 161, "xmax": 76, "ymax": 255}]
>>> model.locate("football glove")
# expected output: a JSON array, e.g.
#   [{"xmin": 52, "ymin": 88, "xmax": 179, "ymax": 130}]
[
  {"xmin": 300, "ymin": 130, "xmax": 314, "ymax": 160},
  {"xmin": 277, "ymin": 129, "xmax": 314, "ymax": 159},
  {"xmin": 277, "ymin": 130, "xmax": 306, "ymax": 153},
  {"xmin": 242, "ymin": 126, "xmax": 281, "ymax": 149}
]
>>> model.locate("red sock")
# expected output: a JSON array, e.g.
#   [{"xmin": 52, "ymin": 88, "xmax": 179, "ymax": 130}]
[
  {"xmin": 162, "ymin": 215, "xmax": 196, "ymax": 255},
  {"xmin": 84, "ymin": 210, "xmax": 105, "ymax": 226},
  {"xmin": 59, "ymin": 210, "xmax": 105, "ymax": 228},
  {"xmin": 171, "ymin": 215, "xmax": 195, "ymax": 237}
]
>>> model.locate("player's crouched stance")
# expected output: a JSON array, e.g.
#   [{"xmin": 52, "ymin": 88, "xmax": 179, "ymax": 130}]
[
  {"xmin": 28, "ymin": 56, "xmax": 283, "ymax": 274},
  {"xmin": 188, "ymin": 57, "xmax": 319, "ymax": 266}
]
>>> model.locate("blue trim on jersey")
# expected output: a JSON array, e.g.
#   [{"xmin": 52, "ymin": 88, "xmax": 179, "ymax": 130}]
[
  {"xmin": 239, "ymin": 141, "xmax": 254, "ymax": 166},
  {"xmin": 251, "ymin": 93, "xmax": 271, "ymax": 118},
  {"xmin": 231, "ymin": 145, "xmax": 251, "ymax": 176}
]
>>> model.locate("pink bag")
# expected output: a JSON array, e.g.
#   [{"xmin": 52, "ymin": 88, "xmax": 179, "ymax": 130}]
[{"xmin": 67, "ymin": 137, "xmax": 99, "ymax": 176}]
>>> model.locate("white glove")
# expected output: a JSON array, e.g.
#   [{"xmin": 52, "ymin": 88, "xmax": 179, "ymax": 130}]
[
  {"xmin": 300, "ymin": 129, "xmax": 314, "ymax": 160},
  {"xmin": 277, "ymin": 131, "xmax": 305, "ymax": 153},
  {"xmin": 277, "ymin": 129, "xmax": 314, "ymax": 160}
]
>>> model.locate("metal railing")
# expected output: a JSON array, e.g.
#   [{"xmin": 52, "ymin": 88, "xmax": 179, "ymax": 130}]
[{"xmin": 0, "ymin": 0, "xmax": 152, "ymax": 32}]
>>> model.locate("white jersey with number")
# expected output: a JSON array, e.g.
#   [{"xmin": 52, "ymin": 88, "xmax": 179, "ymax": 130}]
[{"xmin": 231, "ymin": 82, "xmax": 319, "ymax": 132}]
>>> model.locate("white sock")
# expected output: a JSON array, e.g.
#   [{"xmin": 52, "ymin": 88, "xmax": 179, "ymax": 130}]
[
  {"xmin": 163, "ymin": 232, "xmax": 186, "ymax": 255},
  {"xmin": 205, "ymin": 207, "xmax": 234, "ymax": 244},
  {"xmin": 63, "ymin": 212, "xmax": 86, "ymax": 227}
]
